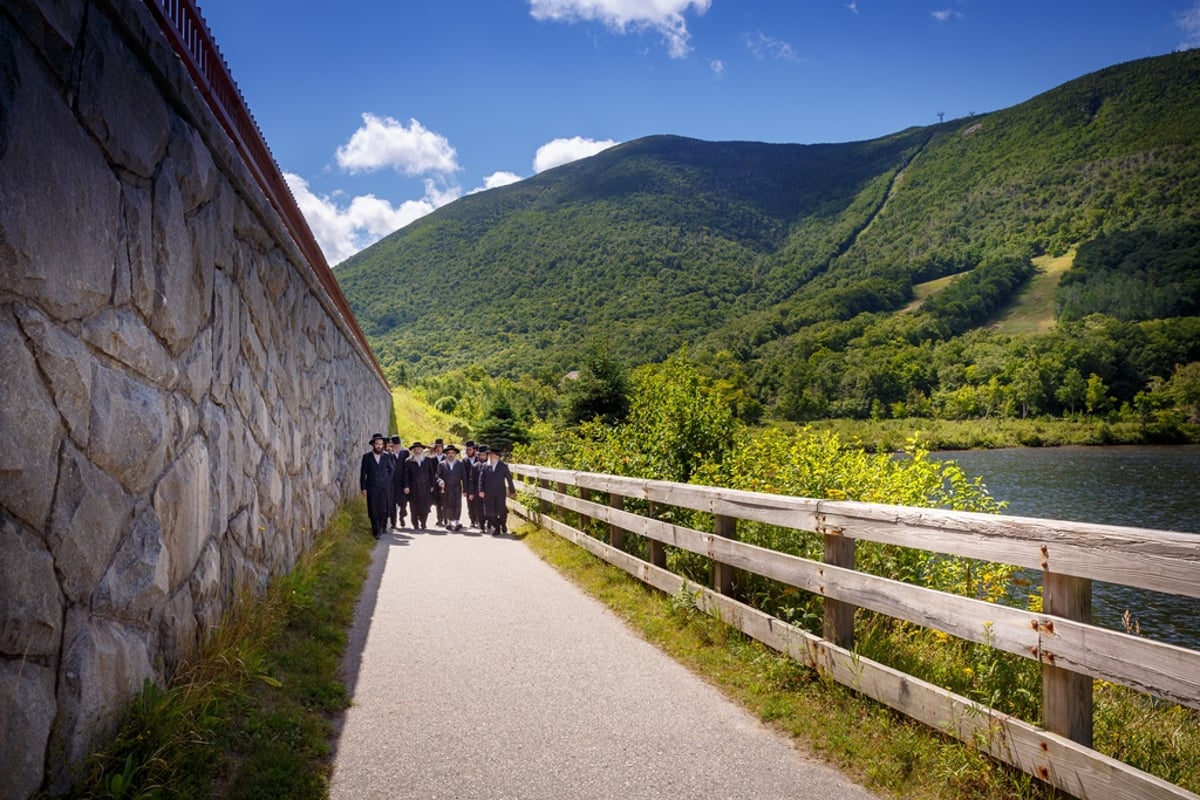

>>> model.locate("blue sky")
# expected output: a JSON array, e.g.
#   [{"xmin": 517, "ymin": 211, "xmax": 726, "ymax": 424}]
[{"xmin": 195, "ymin": 0, "xmax": 1200, "ymax": 265}]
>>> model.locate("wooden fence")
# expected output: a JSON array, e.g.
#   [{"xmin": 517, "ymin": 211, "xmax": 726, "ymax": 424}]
[{"xmin": 509, "ymin": 463, "xmax": 1200, "ymax": 800}]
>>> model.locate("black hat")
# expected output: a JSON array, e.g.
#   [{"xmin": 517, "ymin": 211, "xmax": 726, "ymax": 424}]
[
  {"xmin": 444, "ymin": 444, "xmax": 459, "ymax": 454},
  {"xmin": 476, "ymin": 445, "xmax": 490, "ymax": 454},
  {"xmin": 465, "ymin": 440, "xmax": 476, "ymax": 448},
  {"xmin": 434, "ymin": 438, "xmax": 444, "ymax": 446},
  {"xmin": 369, "ymin": 433, "xmax": 385, "ymax": 444},
  {"xmin": 410, "ymin": 441, "xmax": 425, "ymax": 450},
  {"xmin": 390, "ymin": 435, "xmax": 402, "ymax": 444}
]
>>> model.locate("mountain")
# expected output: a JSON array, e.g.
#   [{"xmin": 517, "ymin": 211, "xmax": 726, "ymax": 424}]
[{"xmin": 336, "ymin": 50, "xmax": 1200, "ymax": 386}]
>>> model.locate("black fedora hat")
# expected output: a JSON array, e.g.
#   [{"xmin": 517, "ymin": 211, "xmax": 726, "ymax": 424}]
[{"xmin": 368, "ymin": 433, "xmax": 386, "ymax": 444}]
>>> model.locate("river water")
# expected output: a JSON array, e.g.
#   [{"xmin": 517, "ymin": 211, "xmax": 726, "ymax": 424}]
[{"xmin": 932, "ymin": 444, "xmax": 1200, "ymax": 649}]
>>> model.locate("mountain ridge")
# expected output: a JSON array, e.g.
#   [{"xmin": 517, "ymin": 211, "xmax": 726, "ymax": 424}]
[{"xmin": 336, "ymin": 50, "xmax": 1200, "ymax": 390}]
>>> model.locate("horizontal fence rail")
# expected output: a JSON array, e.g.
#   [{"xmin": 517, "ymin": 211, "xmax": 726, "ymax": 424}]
[
  {"xmin": 509, "ymin": 463, "xmax": 1200, "ymax": 800},
  {"xmin": 141, "ymin": 0, "xmax": 386, "ymax": 387}
]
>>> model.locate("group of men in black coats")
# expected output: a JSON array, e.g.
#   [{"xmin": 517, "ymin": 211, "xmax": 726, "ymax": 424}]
[{"xmin": 359, "ymin": 433, "xmax": 516, "ymax": 540}]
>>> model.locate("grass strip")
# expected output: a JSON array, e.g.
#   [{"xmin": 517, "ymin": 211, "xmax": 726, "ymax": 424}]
[
  {"xmin": 520, "ymin": 525, "xmax": 1053, "ymax": 800},
  {"xmin": 72, "ymin": 500, "xmax": 376, "ymax": 800}
]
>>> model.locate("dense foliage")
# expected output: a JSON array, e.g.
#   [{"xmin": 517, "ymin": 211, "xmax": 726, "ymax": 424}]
[{"xmin": 338, "ymin": 50, "xmax": 1200, "ymax": 431}]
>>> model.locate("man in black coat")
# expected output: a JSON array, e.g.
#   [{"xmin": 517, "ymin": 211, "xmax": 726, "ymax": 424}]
[
  {"xmin": 402, "ymin": 442, "xmax": 435, "ymax": 529},
  {"xmin": 436, "ymin": 444, "xmax": 467, "ymax": 531},
  {"xmin": 389, "ymin": 435, "xmax": 409, "ymax": 529},
  {"xmin": 478, "ymin": 447, "xmax": 517, "ymax": 536},
  {"xmin": 462, "ymin": 441, "xmax": 479, "ymax": 528},
  {"xmin": 360, "ymin": 433, "xmax": 394, "ymax": 539}
]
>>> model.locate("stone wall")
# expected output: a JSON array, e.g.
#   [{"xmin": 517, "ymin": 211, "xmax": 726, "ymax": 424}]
[{"xmin": 0, "ymin": 1, "xmax": 392, "ymax": 795}]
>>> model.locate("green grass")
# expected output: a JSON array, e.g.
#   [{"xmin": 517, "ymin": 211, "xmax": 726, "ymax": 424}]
[
  {"xmin": 71, "ymin": 501, "xmax": 377, "ymax": 800},
  {"xmin": 903, "ymin": 270, "xmax": 970, "ymax": 312},
  {"xmin": 390, "ymin": 385, "xmax": 462, "ymax": 444},
  {"xmin": 990, "ymin": 251, "xmax": 1074, "ymax": 335}
]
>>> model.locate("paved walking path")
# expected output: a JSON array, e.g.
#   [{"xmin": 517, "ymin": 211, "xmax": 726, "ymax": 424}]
[{"xmin": 329, "ymin": 521, "xmax": 879, "ymax": 800}]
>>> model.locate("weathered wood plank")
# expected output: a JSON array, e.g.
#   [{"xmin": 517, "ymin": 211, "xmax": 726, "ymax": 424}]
[
  {"xmin": 823, "ymin": 532, "xmax": 855, "ymax": 649},
  {"xmin": 1043, "ymin": 572, "xmax": 1093, "ymax": 746},
  {"xmin": 513, "ymin": 465, "xmax": 1200, "ymax": 599},
  {"xmin": 511, "ymin": 501, "xmax": 1199, "ymax": 800},
  {"xmin": 713, "ymin": 514, "xmax": 737, "ymax": 596}
]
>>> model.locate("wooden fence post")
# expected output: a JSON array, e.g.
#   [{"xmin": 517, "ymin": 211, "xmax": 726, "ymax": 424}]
[
  {"xmin": 538, "ymin": 478, "xmax": 550, "ymax": 515},
  {"xmin": 557, "ymin": 481, "xmax": 571, "ymax": 527},
  {"xmin": 823, "ymin": 531, "xmax": 856, "ymax": 649},
  {"xmin": 1042, "ymin": 572, "xmax": 1093, "ymax": 746},
  {"xmin": 609, "ymin": 492, "xmax": 625, "ymax": 549},
  {"xmin": 648, "ymin": 501, "xmax": 667, "ymax": 568},
  {"xmin": 713, "ymin": 514, "xmax": 737, "ymax": 596}
]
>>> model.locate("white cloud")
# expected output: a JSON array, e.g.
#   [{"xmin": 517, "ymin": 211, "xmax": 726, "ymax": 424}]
[
  {"xmin": 533, "ymin": 136, "xmax": 620, "ymax": 173},
  {"xmin": 847, "ymin": 2, "xmax": 859, "ymax": 15},
  {"xmin": 334, "ymin": 113, "xmax": 460, "ymax": 175},
  {"xmin": 743, "ymin": 31, "xmax": 799, "ymax": 62},
  {"xmin": 709, "ymin": 58, "xmax": 725, "ymax": 77},
  {"xmin": 1178, "ymin": 1, "xmax": 1200, "ymax": 49},
  {"xmin": 483, "ymin": 171, "xmax": 525, "ymax": 189},
  {"xmin": 529, "ymin": 0, "xmax": 711, "ymax": 59},
  {"xmin": 285, "ymin": 172, "xmax": 460, "ymax": 265},
  {"xmin": 931, "ymin": 8, "xmax": 964, "ymax": 23}
]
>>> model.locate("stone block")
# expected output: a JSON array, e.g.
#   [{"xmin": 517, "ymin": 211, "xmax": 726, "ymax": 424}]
[
  {"xmin": 190, "ymin": 537, "xmax": 223, "ymax": 636},
  {"xmin": 262, "ymin": 246, "xmax": 290, "ymax": 304},
  {"xmin": 2, "ymin": 0, "xmax": 84, "ymax": 85},
  {"xmin": 166, "ymin": 392, "xmax": 197, "ymax": 462},
  {"xmin": 94, "ymin": 503, "xmax": 169, "ymax": 624},
  {"xmin": 15, "ymin": 304, "xmax": 93, "ymax": 449},
  {"xmin": 199, "ymin": 399, "xmax": 232, "ymax": 531},
  {"xmin": 179, "ymin": 326, "xmax": 213, "ymax": 406},
  {"xmin": 82, "ymin": 307, "xmax": 179, "ymax": 389},
  {"xmin": 232, "ymin": 196, "xmax": 272, "ymax": 253},
  {"xmin": 0, "ymin": 658, "xmax": 56, "ymax": 800},
  {"xmin": 0, "ymin": 308, "xmax": 63, "ymax": 530},
  {"xmin": 50, "ymin": 443, "xmax": 134, "ymax": 604},
  {"xmin": 77, "ymin": 8, "xmax": 169, "ymax": 179},
  {"xmin": 165, "ymin": 120, "xmax": 216, "ymax": 214},
  {"xmin": 50, "ymin": 610, "xmax": 155, "ymax": 792},
  {"xmin": 157, "ymin": 586, "xmax": 196, "ymax": 674},
  {"xmin": 117, "ymin": 182, "xmax": 153, "ymax": 309},
  {"xmin": 0, "ymin": 29, "xmax": 119, "ymax": 322},
  {"xmin": 87, "ymin": 364, "xmax": 167, "ymax": 495},
  {"xmin": 0, "ymin": 513, "xmax": 63, "ymax": 657},
  {"xmin": 210, "ymin": 268, "xmax": 240, "ymax": 406},
  {"xmin": 141, "ymin": 126, "xmax": 214, "ymax": 355},
  {"xmin": 153, "ymin": 437, "xmax": 211, "ymax": 590}
]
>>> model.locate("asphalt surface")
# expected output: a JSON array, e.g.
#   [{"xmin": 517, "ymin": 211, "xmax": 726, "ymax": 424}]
[{"xmin": 329, "ymin": 518, "xmax": 879, "ymax": 800}]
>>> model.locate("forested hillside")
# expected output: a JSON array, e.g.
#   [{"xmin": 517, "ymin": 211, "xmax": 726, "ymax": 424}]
[{"xmin": 337, "ymin": 50, "xmax": 1200, "ymax": 431}]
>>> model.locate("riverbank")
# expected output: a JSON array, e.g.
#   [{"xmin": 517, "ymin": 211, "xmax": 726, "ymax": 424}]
[{"xmin": 790, "ymin": 417, "xmax": 1200, "ymax": 452}]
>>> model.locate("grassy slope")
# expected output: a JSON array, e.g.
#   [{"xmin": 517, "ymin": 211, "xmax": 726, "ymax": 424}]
[
  {"xmin": 989, "ymin": 251, "xmax": 1075, "ymax": 335},
  {"xmin": 390, "ymin": 385, "xmax": 463, "ymax": 444}
]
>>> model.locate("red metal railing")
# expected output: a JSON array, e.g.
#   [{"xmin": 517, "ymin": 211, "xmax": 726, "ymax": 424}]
[{"xmin": 141, "ymin": 0, "xmax": 387, "ymax": 386}]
